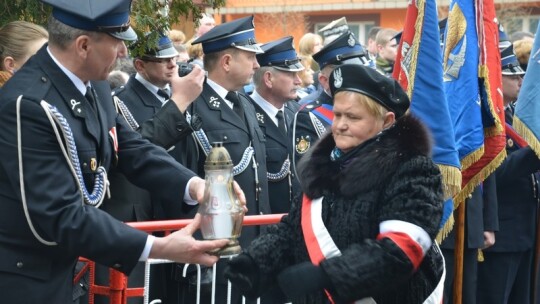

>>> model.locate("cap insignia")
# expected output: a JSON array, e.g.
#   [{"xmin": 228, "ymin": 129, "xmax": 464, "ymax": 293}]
[
  {"xmin": 348, "ymin": 34, "xmax": 355, "ymax": 47},
  {"xmin": 333, "ymin": 67, "xmax": 343, "ymax": 89}
]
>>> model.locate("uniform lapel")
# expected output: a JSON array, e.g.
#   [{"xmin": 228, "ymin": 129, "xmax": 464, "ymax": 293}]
[
  {"xmin": 201, "ymin": 83, "xmax": 248, "ymax": 133},
  {"xmin": 129, "ymin": 76, "xmax": 163, "ymax": 111},
  {"xmin": 39, "ymin": 49, "xmax": 102, "ymax": 145},
  {"xmin": 253, "ymin": 102, "xmax": 287, "ymax": 149}
]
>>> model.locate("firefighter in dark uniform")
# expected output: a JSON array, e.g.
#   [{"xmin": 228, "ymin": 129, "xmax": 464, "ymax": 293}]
[
  {"xmin": 0, "ymin": 1, "xmax": 230, "ymax": 303},
  {"xmin": 110, "ymin": 33, "xmax": 201, "ymax": 220},
  {"xmin": 477, "ymin": 44, "xmax": 540, "ymax": 304},
  {"xmin": 291, "ymin": 31, "xmax": 370, "ymax": 177},
  {"xmin": 98, "ymin": 33, "xmax": 203, "ymax": 304},
  {"xmin": 440, "ymin": 173, "xmax": 498, "ymax": 304},
  {"xmin": 176, "ymin": 16, "xmax": 271, "ymax": 303},
  {"xmin": 250, "ymin": 36, "xmax": 302, "ymax": 214}
]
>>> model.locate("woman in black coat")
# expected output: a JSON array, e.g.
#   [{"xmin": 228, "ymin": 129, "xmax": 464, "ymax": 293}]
[{"xmin": 224, "ymin": 64, "xmax": 445, "ymax": 304}]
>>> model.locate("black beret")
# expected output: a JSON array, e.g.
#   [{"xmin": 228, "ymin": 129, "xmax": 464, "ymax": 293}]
[{"xmin": 329, "ymin": 64, "xmax": 410, "ymax": 118}]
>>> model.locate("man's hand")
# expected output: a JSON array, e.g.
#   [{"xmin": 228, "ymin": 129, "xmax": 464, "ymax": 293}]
[
  {"xmin": 170, "ymin": 64, "xmax": 205, "ymax": 113},
  {"xmin": 149, "ymin": 214, "xmax": 229, "ymax": 266},
  {"xmin": 482, "ymin": 231, "xmax": 495, "ymax": 249}
]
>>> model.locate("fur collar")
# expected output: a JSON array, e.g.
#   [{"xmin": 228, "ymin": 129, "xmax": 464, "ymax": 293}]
[{"xmin": 298, "ymin": 114, "xmax": 433, "ymax": 199}]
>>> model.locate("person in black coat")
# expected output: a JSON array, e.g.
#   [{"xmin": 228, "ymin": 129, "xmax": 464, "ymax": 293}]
[
  {"xmin": 0, "ymin": 1, "xmax": 232, "ymax": 302},
  {"xmin": 477, "ymin": 44, "xmax": 540, "ymax": 304},
  {"xmin": 225, "ymin": 64, "xmax": 445, "ymax": 303},
  {"xmin": 440, "ymin": 174, "xmax": 498, "ymax": 304},
  {"xmin": 292, "ymin": 31, "xmax": 370, "ymax": 177},
  {"xmin": 250, "ymin": 36, "xmax": 302, "ymax": 214}
]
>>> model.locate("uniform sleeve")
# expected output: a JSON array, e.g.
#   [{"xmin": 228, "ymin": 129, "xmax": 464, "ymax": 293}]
[
  {"xmin": 114, "ymin": 113, "xmax": 197, "ymax": 213},
  {"xmin": 320, "ymin": 156, "xmax": 444, "ymax": 301},
  {"xmin": 137, "ymin": 100, "xmax": 193, "ymax": 149},
  {"xmin": 2, "ymin": 99, "xmax": 148, "ymax": 274},
  {"xmin": 482, "ymin": 173, "xmax": 499, "ymax": 232},
  {"xmin": 496, "ymin": 147, "xmax": 540, "ymax": 183}
]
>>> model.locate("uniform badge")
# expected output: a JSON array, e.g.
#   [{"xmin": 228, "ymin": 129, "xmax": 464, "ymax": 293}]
[
  {"xmin": 507, "ymin": 138, "xmax": 514, "ymax": 148},
  {"xmin": 90, "ymin": 158, "xmax": 97, "ymax": 171},
  {"xmin": 347, "ymin": 34, "xmax": 355, "ymax": 47},
  {"xmin": 296, "ymin": 136, "xmax": 311, "ymax": 154},
  {"xmin": 70, "ymin": 99, "xmax": 84, "ymax": 117},
  {"xmin": 209, "ymin": 96, "xmax": 220, "ymax": 108},
  {"xmin": 256, "ymin": 113, "xmax": 264, "ymax": 124},
  {"xmin": 333, "ymin": 68, "xmax": 343, "ymax": 89}
]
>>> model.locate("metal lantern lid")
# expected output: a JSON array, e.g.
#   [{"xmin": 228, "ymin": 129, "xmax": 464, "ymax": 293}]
[{"xmin": 204, "ymin": 142, "xmax": 233, "ymax": 170}]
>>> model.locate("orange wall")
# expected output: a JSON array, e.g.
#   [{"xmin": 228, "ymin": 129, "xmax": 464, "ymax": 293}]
[{"xmin": 209, "ymin": 9, "xmax": 407, "ymax": 50}]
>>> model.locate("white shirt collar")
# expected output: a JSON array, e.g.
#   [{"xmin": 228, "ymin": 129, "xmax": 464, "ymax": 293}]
[
  {"xmin": 47, "ymin": 46, "xmax": 87, "ymax": 95},
  {"xmin": 135, "ymin": 73, "xmax": 170, "ymax": 104},
  {"xmin": 251, "ymin": 90, "xmax": 284, "ymax": 127}
]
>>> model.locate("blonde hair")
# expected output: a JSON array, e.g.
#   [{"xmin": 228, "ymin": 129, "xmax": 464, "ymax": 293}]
[
  {"xmin": 168, "ymin": 29, "xmax": 186, "ymax": 45},
  {"xmin": 336, "ymin": 91, "xmax": 389, "ymax": 119},
  {"xmin": 298, "ymin": 55, "xmax": 315, "ymax": 87},
  {"xmin": 185, "ymin": 37, "xmax": 204, "ymax": 61},
  {"xmin": 514, "ymin": 39, "xmax": 533, "ymax": 68},
  {"xmin": 375, "ymin": 28, "xmax": 398, "ymax": 47},
  {"xmin": 298, "ymin": 33, "xmax": 323, "ymax": 56},
  {"xmin": 0, "ymin": 21, "xmax": 48, "ymax": 70}
]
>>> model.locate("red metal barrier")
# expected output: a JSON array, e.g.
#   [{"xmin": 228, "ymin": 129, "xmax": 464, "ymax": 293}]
[{"xmin": 78, "ymin": 213, "xmax": 286, "ymax": 304}]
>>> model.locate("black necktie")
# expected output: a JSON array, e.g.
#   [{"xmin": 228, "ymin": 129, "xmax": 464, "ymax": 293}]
[
  {"xmin": 85, "ymin": 86, "xmax": 98, "ymax": 114},
  {"xmin": 276, "ymin": 110, "xmax": 286, "ymax": 135},
  {"xmin": 157, "ymin": 88, "xmax": 170, "ymax": 100},
  {"xmin": 226, "ymin": 91, "xmax": 244, "ymax": 119}
]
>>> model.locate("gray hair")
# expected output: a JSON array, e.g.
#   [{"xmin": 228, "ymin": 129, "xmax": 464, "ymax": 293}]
[
  {"xmin": 252, "ymin": 66, "xmax": 273, "ymax": 89},
  {"xmin": 47, "ymin": 16, "xmax": 99, "ymax": 50}
]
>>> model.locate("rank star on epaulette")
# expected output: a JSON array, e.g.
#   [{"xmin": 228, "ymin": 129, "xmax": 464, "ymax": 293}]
[
  {"xmin": 209, "ymin": 96, "xmax": 220, "ymax": 108},
  {"xmin": 296, "ymin": 135, "xmax": 310, "ymax": 154},
  {"xmin": 256, "ymin": 113, "xmax": 264, "ymax": 124}
]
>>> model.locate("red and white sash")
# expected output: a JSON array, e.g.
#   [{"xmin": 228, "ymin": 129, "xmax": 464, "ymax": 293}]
[
  {"xmin": 301, "ymin": 195, "xmax": 375, "ymax": 304},
  {"xmin": 301, "ymin": 195, "xmax": 445, "ymax": 304}
]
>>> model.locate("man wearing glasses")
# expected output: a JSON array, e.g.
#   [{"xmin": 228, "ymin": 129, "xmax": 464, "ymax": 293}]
[{"xmin": 97, "ymin": 33, "xmax": 201, "ymax": 303}]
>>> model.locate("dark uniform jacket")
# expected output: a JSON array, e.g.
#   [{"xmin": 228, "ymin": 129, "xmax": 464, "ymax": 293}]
[
  {"xmin": 441, "ymin": 173, "xmax": 499, "ymax": 250},
  {"xmin": 0, "ymin": 46, "xmax": 195, "ymax": 303},
  {"xmin": 486, "ymin": 107, "xmax": 540, "ymax": 252},
  {"xmin": 291, "ymin": 90, "xmax": 332, "ymax": 177},
  {"xmin": 107, "ymin": 75, "xmax": 194, "ymax": 221},
  {"xmin": 243, "ymin": 115, "xmax": 444, "ymax": 303},
  {"xmin": 180, "ymin": 81, "xmax": 270, "ymax": 247},
  {"xmin": 252, "ymin": 98, "xmax": 300, "ymax": 214}
]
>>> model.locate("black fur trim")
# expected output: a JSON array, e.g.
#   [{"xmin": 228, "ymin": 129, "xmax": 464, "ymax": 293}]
[{"xmin": 297, "ymin": 114, "xmax": 433, "ymax": 198}]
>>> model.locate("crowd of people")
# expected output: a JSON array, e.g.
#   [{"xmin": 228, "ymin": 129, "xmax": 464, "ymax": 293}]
[{"xmin": 0, "ymin": 0, "xmax": 539, "ymax": 303}]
